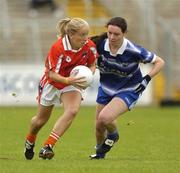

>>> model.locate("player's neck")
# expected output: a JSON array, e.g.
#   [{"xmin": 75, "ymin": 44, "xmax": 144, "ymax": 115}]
[
  {"xmin": 109, "ymin": 44, "xmax": 120, "ymax": 54},
  {"xmin": 109, "ymin": 40, "xmax": 123, "ymax": 54}
]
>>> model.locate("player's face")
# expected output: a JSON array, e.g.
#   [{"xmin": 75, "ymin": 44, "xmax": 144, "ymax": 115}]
[
  {"xmin": 69, "ymin": 26, "xmax": 89, "ymax": 50},
  {"xmin": 107, "ymin": 25, "xmax": 125, "ymax": 47}
]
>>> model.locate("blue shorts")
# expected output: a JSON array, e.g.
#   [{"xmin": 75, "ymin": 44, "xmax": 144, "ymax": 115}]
[{"xmin": 96, "ymin": 86, "xmax": 140, "ymax": 110}]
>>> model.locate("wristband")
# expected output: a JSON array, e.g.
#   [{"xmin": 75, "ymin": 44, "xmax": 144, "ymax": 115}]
[{"xmin": 144, "ymin": 75, "xmax": 151, "ymax": 83}]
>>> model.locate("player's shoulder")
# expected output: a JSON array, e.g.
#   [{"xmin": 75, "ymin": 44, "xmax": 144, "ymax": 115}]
[
  {"xmin": 50, "ymin": 38, "xmax": 64, "ymax": 53},
  {"xmin": 51, "ymin": 38, "xmax": 63, "ymax": 48},
  {"xmin": 126, "ymin": 38, "xmax": 145, "ymax": 53},
  {"xmin": 81, "ymin": 39, "xmax": 97, "ymax": 53},
  {"xmin": 86, "ymin": 39, "xmax": 96, "ymax": 47}
]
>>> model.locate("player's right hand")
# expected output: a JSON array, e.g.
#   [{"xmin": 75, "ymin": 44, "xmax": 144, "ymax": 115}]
[{"xmin": 65, "ymin": 77, "xmax": 88, "ymax": 90}]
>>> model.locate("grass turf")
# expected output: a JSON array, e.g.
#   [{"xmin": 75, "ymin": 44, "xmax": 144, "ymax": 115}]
[{"xmin": 0, "ymin": 106, "xmax": 180, "ymax": 173}]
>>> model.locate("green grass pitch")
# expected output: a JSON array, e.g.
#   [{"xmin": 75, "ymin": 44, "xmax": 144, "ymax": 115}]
[{"xmin": 0, "ymin": 106, "xmax": 180, "ymax": 173}]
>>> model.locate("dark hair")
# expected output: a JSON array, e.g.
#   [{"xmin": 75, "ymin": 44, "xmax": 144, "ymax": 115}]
[
  {"xmin": 90, "ymin": 17, "xmax": 127, "ymax": 48},
  {"xmin": 90, "ymin": 32, "xmax": 107, "ymax": 47},
  {"xmin": 106, "ymin": 17, "xmax": 127, "ymax": 33}
]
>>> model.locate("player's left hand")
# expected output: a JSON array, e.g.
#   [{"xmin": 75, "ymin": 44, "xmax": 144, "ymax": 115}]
[{"xmin": 134, "ymin": 75, "xmax": 151, "ymax": 94}]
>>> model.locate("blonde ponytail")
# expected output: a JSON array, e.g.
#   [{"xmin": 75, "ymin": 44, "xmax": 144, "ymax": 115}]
[
  {"xmin": 56, "ymin": 18, "xmax": 89, "ymax": 38},
  {"xmin": 56, "ymin": 18, "xmax": 71, "ymax": 38}
]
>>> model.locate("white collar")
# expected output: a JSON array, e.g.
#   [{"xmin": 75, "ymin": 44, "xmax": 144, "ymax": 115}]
[
  {"xmin": 62, "ymin": 35, "xmax": 79, "ymax": 52},
  {"xmin": 62, "ymin": 35, "xmax": 86, "ymax": 52},
  {"xmin": 104, "ymin": 38, "xmax": 128, "ymax": 55}
]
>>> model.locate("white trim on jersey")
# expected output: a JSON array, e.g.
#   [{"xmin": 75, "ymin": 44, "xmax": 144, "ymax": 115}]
[
  {"xmin": 55, "ymin": 54, "xmax": 63, "ymax": 73},
  {"xmin": 126, "ymin": 40, "xmax": 141, "ymax": 53},
  {"xmin": 104, "ymin": 38, "xmax": 128, "ymax": 55},
  {"xmin": 62, "ymin": 35, "xmax": 71, "ymax": 51},
  {"xmin": 48, "ymin": 56, "xmax": 52, "ymax": 69},
  {"xmin": 151, "ymin": 54, "xmax": 157, "ymax": 63}
]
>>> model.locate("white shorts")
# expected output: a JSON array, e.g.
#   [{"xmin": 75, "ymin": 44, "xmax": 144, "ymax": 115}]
[{"xmin": 39, "ymin": 83, "xmax": 83, "ymax": 106}]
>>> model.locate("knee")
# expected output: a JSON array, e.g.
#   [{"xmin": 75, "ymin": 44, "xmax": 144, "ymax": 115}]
[
  {"xmin": 66, "ymin": 107, "xmax": 79, "ymax": 118},
  {"xmin": 97, "ymin": 114, "xmax": 109, "ymax": 126}
]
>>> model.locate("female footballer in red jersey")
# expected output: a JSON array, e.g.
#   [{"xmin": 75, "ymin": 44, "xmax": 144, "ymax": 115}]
[{"xmin": 24, "ymin": 18, "xmax": 98, "ymax": 160}]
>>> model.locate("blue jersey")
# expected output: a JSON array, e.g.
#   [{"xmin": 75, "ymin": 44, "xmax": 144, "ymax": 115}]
[{"xmin": 97, "ymin": 38, "xmax": 156, "ymax": 96}]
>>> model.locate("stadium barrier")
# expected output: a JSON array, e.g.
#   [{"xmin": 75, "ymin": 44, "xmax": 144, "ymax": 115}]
[{"xmin": 0, "ymin": 64, "xmax": 152, "ymax": 106}]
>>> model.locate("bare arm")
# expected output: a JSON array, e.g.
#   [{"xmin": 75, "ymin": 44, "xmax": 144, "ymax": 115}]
[
  {"xmin": 134, "ymin": 56, "xmax": 165, "ymax": 94},
  {"xmin": 48, "ymin": 71, "xmax": 86, "ymax": 85},
  {"xmin": 148, "ymin": 56, "xmax": 165, "ymax": 78}
]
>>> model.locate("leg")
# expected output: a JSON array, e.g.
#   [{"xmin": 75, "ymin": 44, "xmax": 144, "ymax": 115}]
[
  {"xmin": 91, "ymin": 97, "xmax": 128, "ymax": 159},
  {"xmin": 90, "ymin": 104, "xmax": 107, "ymax": 159},
  {"xmin": 95, "ymin": 103, "xmax": 106, "ymax": 146},
  {"xmin": 24, "ymin": 104, "xmax": 54, "ymax": 160},
  {"xmin": 39, "ymin": 90, "xmax": 82, "ymax": 159},
  {"xmin": 52, "ymin": 90, "xmax": 82, "ymax": 136},
  {"xmin": 29, "ymin": 104, "xmax": 54, "ymax": 134},
  {"xmin": 95, "ymin": 104, "xmax": 118, "ymax": 146}
]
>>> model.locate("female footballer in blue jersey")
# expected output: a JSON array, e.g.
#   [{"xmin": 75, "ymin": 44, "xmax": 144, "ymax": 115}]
[{"xmin": 90, "ymin": 17, "xmax": 165, "ymax": 159}]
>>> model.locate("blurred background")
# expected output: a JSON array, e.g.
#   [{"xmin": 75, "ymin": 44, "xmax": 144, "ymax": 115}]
[{"xmin": 0, "ymin": 0, "xmax": 180, "ymax": 106}]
